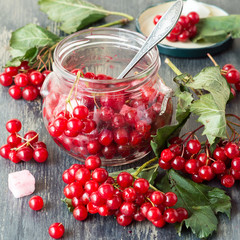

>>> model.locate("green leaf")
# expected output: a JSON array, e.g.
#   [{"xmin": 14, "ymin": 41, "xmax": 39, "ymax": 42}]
[
  {"xmin": 157, "ymin": 169, "xmax": 231, "ymax": 239},
  {"xmin": 187, "ymin": 66, "xmax": 230, "ymax": 110},
  {"xmin": 10, "ymin": 23, "xmax": 59, "ymax": 51},
  {"xmin": 151, "ymin": 87, "xmax": 193, "ymax": 157},
  {"xmin": 8, "ymin": 24, "xmax": 60, "ymax": 66},
  {"xmin": 61, "ymin": 198, "xmax": 74, "ymax": 212},
  {"xmin": 190, "ymin": 94, "xmax": 227, "ymax": 144},
  {"xmin": 39, "ymin": 0, "xmax": 108, "ymax": 34},
  {"xmin": 193, "ymin": 15, "xmax": 240, "ymax": 43}
]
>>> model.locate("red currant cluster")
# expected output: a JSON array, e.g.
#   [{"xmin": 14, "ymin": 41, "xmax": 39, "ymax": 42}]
[
  {"xmin": 221, "ymin": 64, "xmax": 240, "ymax": 98},
  {"xmin": 154, "ymin": 12, "xmax": 199, "ymax": 42},
  {"xmin": 62, "ymin": 155, "xmax": 188, "ymax": 227},
  {"xmin": 0, "ymin": 119, "xmax": 48, "ymax": 163},
  {"xmin": 159, "ymin": 136, "xmax": 240, "ymax": 188},
  {"xmin": 44, "ymin": 70, "xmax": 171, "ymax": 162},
  {"xmin": 0, "ymin": 61, "xmax": 50, "ymax": 101}
]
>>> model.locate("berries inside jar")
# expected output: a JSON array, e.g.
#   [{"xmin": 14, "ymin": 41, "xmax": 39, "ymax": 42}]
[{"xmin": 41, "ymin": 28, "xmax": 173, "ymax": 166}]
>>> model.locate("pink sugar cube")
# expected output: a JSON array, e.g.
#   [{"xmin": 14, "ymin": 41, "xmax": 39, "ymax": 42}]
[{"xmin": 8, "ymin": 170, "xmax": 35, "ymax": 198}]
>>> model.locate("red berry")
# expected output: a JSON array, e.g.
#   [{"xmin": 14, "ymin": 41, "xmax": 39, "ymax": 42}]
[
  {"xmin": 133, "ymin": 178, "xmax": 149, "ymax": 194},
  {"xmin": 122, "ymin": 187, "xmax": 137, "ymax": 202},
  {"xmin": 62, "ymin": 169, "xmax": 75, "ymax": 184},
  {"xmin": 100, "ymin": 106, "xmax": 114, "ymax": 122},
  {"xmin": 53, "ymin": 117, "xmax": 68, "ymax": 133},
  {"xmin": 114, "ymin": 128, "xmax": 129, "ymax": 145},
  {"xmin": 198, "ymin": 165, "xmax": 214, "ymax": 181},
  {"xmin": 28, "ymin": 195, "xmax": 44, "ymax": 211},
  {"xmin": 176, "ymin": 207, "xmax": 188, "ymax": 222},
  {"xmin": 221, "ymin": 174, "xmax": 235, "ymax": 188},
  {"xmin": 73, "ymin": 205, "xmax": 88, "ymax": 221},
  {"xmin": 147, "ymin": 207, "xmax": 162, "ymax": 221},
  {"xmin": 8, "ymin": 150, "xmax": 21, "ymax": 163},
  {"xmin": 16, "ymin": 146, "xmax": 33, "ymax": 161},
  {"xmin": 187, "ymin": 11, "xmax": 200, "ymax": 25},
  {"xmin": 106, "ymin": 195, "xmax": 122, "ymax": 210},
  {"xmin": 102, "ymin": 143, "xmax": 117, "ymax": 159},
  {"xmin": 140, "ymin": 202, "xmax": 152, "ymax": 217},
  {"xmin": 161, "ymin": 149, "xmax": 175, "ymax": 162},
  {"xmin": 171, "ymin": 22, "xmax": 183, "ymax": 35},
  {"xmin": 178, "ymin": 30, "xmax": 190, "ymax": 42},
  {"xmin": 0, "ymin": 72, "xmax": 13, "ymax": 86},
  {"xmin": 29, "ymin": 71, "xmax": 44, "ymax": 85},
  {"xmin": 112, "ymin": 114, "xmax": 125, "ymax": 128},
  {"xmin": 152, "ymin": 218, "xmax": 166, "ymax": 228},
  {"xmin": 153, "ymin": 15, "xmax": 162, "ymax": 25},
  {"xmin": 213, "ymin": 147, "xmax": 227, "ymax": 161},
  {"xmin": 73, "ymin": 105, "xmax": 88, "ymax": 119},
  {"xmin": 98, "ymin": 183, "xmax": 115, "ymax": 199},
  {"xmin": 48, "ymin": 124, "xmax": 62, "ymax": 137},
  {"xmin": 196, "ymin": 153, "xmax": 209, "ymax": 166},
  {"xmin": 24, "ymin": 131, "xmax": 38, "ymax": 144},
  {"xmin": 116, "ymin": 214, "xmax": 133, "ymax": 226},
  {"xmin": 163, "ymin": 208, "xmax": 178, "ymax": 224},
  {"xmin": 98, "ymin": 205, "xmax": 109, "ymax": 216},
  {"xmin": 99, "ymin": 129, "xmax": 113, "ymax": 146},
  {"xmin": 231, "ymin": 157, "xmax": 240, "ymax": 171},
  {"xmin": 120, "ymin": 202, "xmax": 136, "ymax": 216},
  {"xmin": 92, "ymin": 168, "xmax": 108, "ymax": 183},
  {"xmin": 19, "ymin": 61, "xmax": 30, "ymax": 70},
  {"xmin": 5, "ymin": 66, "xmax": 18, "ymax": 76},
  {"xmin": 159, "ymin": 158, "xmax": 171, "ymax": 170},
  {"xmin": 222, "ymin": 64, "xmax": 235, "ymax": 72},
  {"xmin": 0, "ymin": 144, "xmax": 11, "ymax": 159},
  {"xmin": 224, "ymin": 142, "xmax": 239, "ymax": 159},
  {"xmin": 178, "ymin": 16, "xmax": 190, "ymax": 29},
  {"xmin": 164, "ymin": 192, "xmax": 178, "ymax": 207},
  {"xmin": 8, "ymin": 85, "xmax": 22, "ymax": 99},
  {"xmin": 67, "ymin": 117, "xmax": 84, "ymax": 134},
  {"xmin": 130, "ymin": 131, "xmax": 142, "ymax": 146},
  {"xmin": 7, "ymin": 133, "xmax": 21, "ymax": 147},
  {"xmin": 14, "ymin": 73, "xmax": 29, "ymax": 87},
  {"xmin": 186, "ymin": 139, "xmax": 201, "ymax": 154},
  {"xmin": 33, "ymin": 147, "xmax": 48, "ymax": 163},
  {"xmin": 48, "ymin": 223, "xmax": 64, "ymax": 239},
  {"xmin": 134, "ymin": 209, "xmax": 145, "ymax": 222},
  {"xmin": 226, "ymin": 69, "xmax": 240, "ymax": 84},
  {"xmin": 84, "ymin": 180, "xmax": 99, "ymax": 194},
  {"xmin": 87, "ymin": 140, "xmax": 102, "ymax": 155},
  {"xmin": 188, "ymin": 24, "xmax": 198, "ymax": 38},
  {"xmin": 85, "ymin": 155, "xmax": 101, "ymax": 170},
  {"xmin": 150, "ymin": 191, "xmax": 166, "ymax": 205},
  {"xmin": 22, "ymin": 86, "xmax": 38, "ymax": 101},
  {"xmin": 90, "ymin": 191, "xmax": 105, "ymax": 206},
  {"xmin": 185, "ymin": 159, "xmax": 199, "ymax": 174},
  {"xmin": 117, "ymin": 172, "xmax": 133, "ymax": 188},
  {"xmin": 211, "ymin": 160, "xmax": 226, "ymax": 174},
  {"xmin": 87, "ymin": 202, "xmax": 98, "ymax": 214},
  {"xmin": 75, "ymin": 168, "xmax": 91, "ymax": 185},
  {"xmin": 6, "ymin": 119, "xmax": 22, "ymax": 133},
  {"xmin": 171, "ymin": 156, "xmax": 185, "ymax": 170},
  {"xmin": 166, "ymin": 32, "xmax": 177, "ymax": 42}
]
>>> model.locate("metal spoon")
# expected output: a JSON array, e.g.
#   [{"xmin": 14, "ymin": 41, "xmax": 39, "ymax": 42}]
[{"xmin": 117, "ymin": 0, "xmax": 183, "ymax": 79}]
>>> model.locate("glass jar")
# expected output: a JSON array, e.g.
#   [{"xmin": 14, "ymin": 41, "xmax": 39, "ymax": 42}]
[{"xmin": 41, "ymin": 28, "xmax": 173, "ymax": 166}]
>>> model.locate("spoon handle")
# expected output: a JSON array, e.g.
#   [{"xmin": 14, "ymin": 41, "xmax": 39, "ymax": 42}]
[{"xmin": 117, "ymin": 0, "xmax": 183, "ymax": 79}]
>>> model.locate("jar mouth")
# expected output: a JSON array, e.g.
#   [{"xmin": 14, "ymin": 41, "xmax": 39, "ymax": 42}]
[{"xmin": 53, "ymin": 27, "xmax": 160, "ymax": 87}]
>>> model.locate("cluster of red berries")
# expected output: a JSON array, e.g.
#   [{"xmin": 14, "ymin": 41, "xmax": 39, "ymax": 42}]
[
  {"xmin": 0, "ymin": 61, "xmax": 50, "ymax": 101},
  {"xmin": 44, "ymin": 70, "xmax": 169, "ymax": 161},
  {"xmin": 221, "ymin": 64, "xmax": 240, "ymax": 98},
  {"xmin": 159, "ymin": 136, "xmax": 240, "ymax": 188},
  {"xmin": 0, "ymin": 119, "xmax": 48, "ymax": 163},
  {"xmin": 62, "ymin": 155, "xmax": 188, "ymax": 227},
  {"xmin": 154, "ymin": 12, "xmax": 200, "ymax": 42}
]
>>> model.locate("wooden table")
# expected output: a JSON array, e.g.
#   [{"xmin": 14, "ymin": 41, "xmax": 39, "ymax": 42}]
[{"xmin": 0, "ymin": 0, "xmax": 239, "ymax": 239}]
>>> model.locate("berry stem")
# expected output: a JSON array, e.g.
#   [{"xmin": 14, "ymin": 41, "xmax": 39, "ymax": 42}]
[
  {"xmin": 132, "ymin": 157, "xmax": 158, "ymax": 177},
  {"xmin": 66, "ymin": 71, "xmax": 81, "ymax": 105},
  {"xmin": 182, "ymin": 125, "xmax": 204, "ymax": 144},
  {"xmin": 141, "ymin": 163, "xmax": 159, "ymax": 172},
  {"xmin": 11, "ymin": 133, "xmax": 39, "ymax": 151},
  {"xmin": 207, "ymin": 53, "xmax": 219, "ymax": 67}
]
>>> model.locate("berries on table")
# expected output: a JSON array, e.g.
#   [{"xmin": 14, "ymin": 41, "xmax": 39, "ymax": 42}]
[
  {"xmin": 0, "ymin": 119, "xmax": 48, "ymax": 164},
  {"xmin": 48, "ymin": 223, "xmax": 65, "ymax": 239},
  {"xmin": 29, "ymin": 195, "xmax": 44, "ymax": 211}
]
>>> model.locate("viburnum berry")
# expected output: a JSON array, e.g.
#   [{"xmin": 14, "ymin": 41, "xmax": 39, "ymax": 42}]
[
  {"xmin": 163, "ymin": 208, "xmax": 179, "ymax": 224},
  {"xmin": 186, "ymin": 139, "xmax": 201, "ymax": 154},
  {"xmin": 160, "ymin": 149, "xmax": 175, "ymax": 162},
  {"xmin": 5, "ymin": 66, "xmax": 18, "ymax": 76},
  {"xmin": 62, "ymin": 169, "xmax": 75, "ymax": 184},
  {"xmin": 33, "ymin": 147, "xmax": 48, "ymax": 163},
  {"xmin": 0, "ymin": 72, "xmax": 13, "ymax": 86},
  {"xmin": 153, "ymin": 15, "xmax": 162, "ymax": 25},
  {"xmin": 122, "ymin": 188, "xmax": 137, "ymax": 202},
  {"xmin": 231, "ymin": 157, "xmax": 240, "ymax": 171},
  {"xmin": 8, "ymin": 85, "xmax": 22, "ymax": 99},
  {"xmin": 98, "ymin": 183, "xmax": 115, "ymax": 199},
  {"xmin": 117, "ymin": 172, "xmax": 133, "ymax": 188},
  {"xmin": 198, "ymin": 165, "xmax": 214, "ymax": 181},
  {"xmin": 6, "ymin": 119, "xmax": 22, "ymax": 133},
  {"xmin": 152, "ymin": 218, "xmax": 166, "ymax": 228},
  {"xmin": 133, "ymin": 178, "xmax": 149, "ymax": 194},
  {"xmin": 29, "ymin": 71, "xmax": 44, "ymax": 85},
  {"xmin": 92, "ymin": 168, "xmax": 108, "ymax": 183},
  {"xmin": 225, "ymin": 69, "xmax": 240, "ymax": 84},
  {"xmin": 73, "ymin": 205, "xmax": 88, "ymax": 221},
  {"xmin": 48, "ymin": 223, "xmax": 65, "ymax": 239},
  {"xmin": 85, "ymin": 155, "xmax": 101, "ymax": 170},
  {"xmin": 75, "ymin": 168, "xmax": 91, "ymax": 185},
  {"xmin": 73, "ymin": 105, "xmax": 88, "ymax": 119},
  {"xmin": 171, "ymin": 156, "xmax": 185, "ymax": 170},
  {"xmin": 106, "ymin": 195, "xmax": 122, "ymax": 210},
  {"xmin": 176, "ymin": 207, "xmax": 188, "ymax": 222},
  {"xmin": 120, "ymin": 202, "xmax": 136, "ymax": 216},
  {"xmin": 211, "ymin": 160, "xmax": 226, "ymax": 174},
  {"xmin": 221, "ymin": 174, "xmax": 235, "ymax": 188},
  {"xmin": 185, "ymin": 159, "xmax": 199, "ymax": 175},
  {"xmin": 224, "ymin": 142, "xmax": 239, "ymax": 159},
  {"xmin": 22, "ymin": 86, "xmax": 39, "ymax": 101},
  {"xmin": 116, "ymin": 214, "xmax": 133, "ymax": 226},
  {"xmin": 150, "ymin": 191, "xmax": 166, "ymax": 205},
  {"xmin": 164, "ymin": 192, "xmax": 178, "ymax": 207},
  {"xmin": 28, "ymin": 195, "xmax": 44, "ymax": 211},
  {"xmin": 147, "ymin": 207, "xmax": 162, "ymax": 221}
]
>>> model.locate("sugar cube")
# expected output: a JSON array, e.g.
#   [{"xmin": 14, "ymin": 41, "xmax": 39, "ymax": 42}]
[{"xmin": 8, "ymin": 170, "xmax": 35, "ymax": 198}]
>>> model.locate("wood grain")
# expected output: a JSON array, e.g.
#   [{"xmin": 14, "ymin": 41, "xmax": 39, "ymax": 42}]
[{"xmin": 0, "ymin": 0, "xmax": 239, "ymax": 239}]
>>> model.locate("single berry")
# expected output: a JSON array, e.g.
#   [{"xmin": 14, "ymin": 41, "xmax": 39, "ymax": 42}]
[
  {"xmin": 0, "ymin": 72, "xmax": 13, "ymax": 86},
  {"xmin": 6, "ymin": 119, "xmax": 22, "ymax": 133},
  {"xmin": 147, "ymin": 207, "xmax": 162, "ymax": 221},
  {"xmin": 153, "ymin": 15, "xmax": 162, "ymax": 25},
  {"xmin": 133, "ymin": 178, "xmax": 149, "ymax": 194},
  {"xmin": 176, "ymin": 207, "xmax": 188, "ymax": 222},
  {"xmin": 8, "ymin": 85, "xmax": 22, "ymax": 99},
  {"xmin": 22, "ymin": 86, "xmax": 38, "ymax": 101},
  {"xmin": 33, "ymin": 147, "xmax": 48, "ymax": 163},
  {"xmin": 164, "ymin": 192, "xmax": 178, "ymax": 207},
  {"xmin": 224, "ymin": 142, "xmax": 239, "ymax": 159},
  {"xmin": 122, "ymin": 188, "xmax": 137, "ymax": 202},
  {"xmin": 185, "ymin": 159, "xmax": 199, "ymax": 175},
  {"xmin": 73, "ymin": 205, "xmax": 88, "ymax": 221},
  {"xmin": 48, "ymin": 223, "xmax": 65, "ymax": 239},
  {"xmin": 28, "ymin": 195, "xmax": 44, "ymax": 211},
  {"xmin": 73, "ymin": 105, "xmax": 88, "ymax": 119},
  {"xmin": 160, "ymin": 149, "xmax": 175, "ymax": 162},
  {"xmin": 117, "ymin": 172, "xmax": 133, "ymax": 188},
  {"xmin": 187, "ymin": 11, "xmax": 200, "ymax": 24},
  {"xmin": 14, "ymin": 73, "xmax": 29, "ymax": 87},
  {"xmin": 92, "ymin": 168, "xmax": 108, "ymax": 183},
  {"xmin": 85, "ymin": 155, "xmax": 101, "ymax": 170},
  {"xmin": 198, "ymin": 165, "xmax": 214, "ymax": 181},
  {"xmin": 186, "ymin": 139, "xmax": 201, "ymax": 154},
  {"xmin": 225, "ymin": 69, "xmax": 240, "ymax": 84},
  {"xmin": 150, "ymin": 191, "xmax": 166, "ymax": 205},
  {"xmin": 221, "ymin": 174, "xmax": 235, "ymax": 188},
  {"xmin": 163, "ymin": 208, "xmax": 178, "ymax": 224},
  {"xmin": 29, "ymin": 71, "xmax": 44, "ymax": 85},
  {"xmin": 98, "ymin": 183, "xmax": 115, "ymax": 199}
]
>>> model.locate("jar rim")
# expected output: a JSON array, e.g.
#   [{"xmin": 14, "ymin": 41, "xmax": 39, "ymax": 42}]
[{"xmin": 53, "ymin": 27, "xmax": 160, "ymax": 85}]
